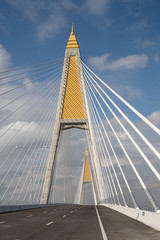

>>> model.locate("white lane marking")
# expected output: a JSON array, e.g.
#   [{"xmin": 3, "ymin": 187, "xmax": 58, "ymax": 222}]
[
  {"xmin": 43, "ymin": 211, "xmax": 48, "ymax": 213},
  {"xmin": 26, "ymin": 215, "xmax": 33, "ymax": 218},
  {"xmin": 95, "ymin": 207, "xmax": 108, "ymax": 240},
  {"xmin": 46, "ymin": 221, "xmax": 53, "ymax": 226},
  {"xmin": 62, "ymin": 215, "xmax": 66, "ymax": 218},
  {"xmin": 0, "ymin": 221, "xmax": 6, "ymax": 224},
  {"xmin": 70, "ymin": 211, "xmax": 73, "ymax": 213}
]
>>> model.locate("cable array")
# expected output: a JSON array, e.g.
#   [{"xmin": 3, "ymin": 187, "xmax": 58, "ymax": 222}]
[
  {"xmin": 1, "ymin": 55, "xmax": 160, "ymax": 211},
  {"xmin": 0, "ymin": 58, "xmax": 62, "ymax": 204},
  {"xmin": 82, "ymin": 60, "xmax": 160, "ymax": 212}
]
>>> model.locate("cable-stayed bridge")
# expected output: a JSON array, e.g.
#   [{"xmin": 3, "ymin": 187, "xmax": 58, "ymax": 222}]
[{"xmin": 0, "ymin": 26, "xmax": 160, "ymax": 239}]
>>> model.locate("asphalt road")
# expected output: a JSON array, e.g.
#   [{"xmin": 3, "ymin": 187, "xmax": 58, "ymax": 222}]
[{"xmin": 1, "ymin": 205, "xmax": 160, "ymax": 240}]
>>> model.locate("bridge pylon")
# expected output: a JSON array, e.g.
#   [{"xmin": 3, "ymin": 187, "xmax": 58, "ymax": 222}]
[
  {"xmin": 41, "ymin": 25, "xmax": 106, "ymax": 204},
  {"xmin": 74, "ymin": 148, "xmax": 97, "ymax": 205}
]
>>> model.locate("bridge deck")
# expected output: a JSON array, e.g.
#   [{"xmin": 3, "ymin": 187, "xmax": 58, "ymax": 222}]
[{"xmin": 0, "ymin": 205, "xmax": 160, "ymax": 240}]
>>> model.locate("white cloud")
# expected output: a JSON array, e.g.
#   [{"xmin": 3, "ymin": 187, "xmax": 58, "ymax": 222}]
[
  {"xmin": 23, "ymin": 77, "xmax": 34, "ymax": 91},
  {"xmin": 154, "ymin": 54, "xmax": 160, "ymax": 65},
  {"xmin": 114, "ymin": 84, "xmax": 142, "ymax": 100},
  {"xmin": 0, "ymin": 44, "xmax": 12, "ymax": 71},
  {"xmin": 135, "ymin": 38, "xmax": 156, "ymax": 48},
  {"xmin": 147, "ymin": 110, "xmax": 160, "ymax": 127},
  {"xmin": 61, "ymin": 0, "xmax": 110, "ymax": 16},
  {"xmin": 127, "ymin": 20, "xmax": 149, "ymax": 30},
  {"xmin": 36, "ymin": 9, "xmax": 66, "ymax": 43},
  {"xmin": 88, "ymin": 53, "xmax": 148, "ymax": 71},
  {"xmin": 142, "ymin": 40, "xmax": 155, "ymax": 47},
  {"xmin": 7, "ymin": 0, "xmax": 66, "ymax": 43},
  {"xmin": 0, "ymin": 121, "xmax": 37, "ymax": 137},
  {"xmin": 6, "ymin": 0, "xmax": 111, "ymax": 42},
  {"xmin": 83, "ymin": 0, "xmax": 110, "ymax": 16},
  {"xmin": 61, "ymin": 0, "xmax": 79, "ymax": 11}
]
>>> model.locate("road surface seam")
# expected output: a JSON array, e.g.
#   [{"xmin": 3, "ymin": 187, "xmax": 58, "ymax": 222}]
[{"xmin": 95, "ymin": 207, "xmax": 108, "ymax": 240}]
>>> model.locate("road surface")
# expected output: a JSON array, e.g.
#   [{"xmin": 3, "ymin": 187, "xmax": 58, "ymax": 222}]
[{"xmin": 1, "ymin": 205, "xmax": 160, "ymax": 239}]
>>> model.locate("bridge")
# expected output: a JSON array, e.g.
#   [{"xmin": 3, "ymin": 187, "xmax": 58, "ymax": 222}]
[{"xmin": 0, "ymin": 25, "xmax": 160, "ymax": 239}]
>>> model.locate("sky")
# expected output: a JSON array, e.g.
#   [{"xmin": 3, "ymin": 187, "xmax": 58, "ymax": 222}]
[
  {"xmin": 0, "ymin": 0, "xmax": 160, "ymax": 207},
  {"xmin": 0, "ymin": 0, "xmax": 160, "ymax": 117}
]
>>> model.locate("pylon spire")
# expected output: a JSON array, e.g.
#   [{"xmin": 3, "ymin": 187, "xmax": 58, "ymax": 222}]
[
  {"xmin": 71, "ymin": 23, "xmax": 74, "ymax": 34},
  {"xmin": 66, "ymin": 24, "xmax": 79, "ymax": 48},
  {"xmin": 85, "ymin": 148, "xmax": 89, "ymax": 157}
]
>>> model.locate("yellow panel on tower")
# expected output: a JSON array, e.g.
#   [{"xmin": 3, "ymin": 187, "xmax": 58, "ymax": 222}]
[{"xmin": 62, "ymin": 56, "xmax": 85, "ymax": 119}]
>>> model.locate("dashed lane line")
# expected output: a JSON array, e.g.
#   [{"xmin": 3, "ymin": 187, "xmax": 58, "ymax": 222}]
[
  {"xmin": 46, "ymin": 221, "xmax": 53, "ymax": 226},
  {"xmin": 0, "ymin": 221, "xmax": 6, "ymax": 224},
  {"xmin": 26, "ymin": 215, "xmax": 33, "ymax": 218},
  {"xmin": 62, "ymin": 215, "xmax": 66, "ymax": 218}
]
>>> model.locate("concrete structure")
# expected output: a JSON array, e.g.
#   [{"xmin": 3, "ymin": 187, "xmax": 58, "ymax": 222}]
[
  {"xmin": 101, "ymin": 203, "xmax": 160, "ymax": 231},
  {"xmin": 74, "ymin": 149, "xmax": 95, "ymax": 204},
  {"xmin": 41, "ymin": 25, "xmax": 106, "ymax": 204}
]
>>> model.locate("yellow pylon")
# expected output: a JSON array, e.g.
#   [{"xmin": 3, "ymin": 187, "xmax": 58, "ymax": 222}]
[{"xmin": 83, "ymin": 148, "xmax": 92, "ymax": 182}]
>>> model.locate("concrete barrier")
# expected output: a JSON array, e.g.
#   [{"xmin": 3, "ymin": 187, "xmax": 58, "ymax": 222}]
[{"xmin": 100, "ymin": 203, "xmax": 160, "ymax": 231}]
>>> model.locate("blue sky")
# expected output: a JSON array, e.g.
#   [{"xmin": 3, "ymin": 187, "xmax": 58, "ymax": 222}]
[{"xmin": 0, "ymin": 0, "xmax": 160, "ymax": 118}]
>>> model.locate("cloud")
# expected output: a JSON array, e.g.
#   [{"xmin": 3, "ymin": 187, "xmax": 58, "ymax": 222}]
[
  {"xmin": 36, "ymin": 8, "xmax": 66, "ymax": 43},
  {"xmin": 23, "ymin": 78, "xmax": 35, "ymax": 91},
  {"xmin": 147, "ymin": 110, "xmax": 160, "ymax": 127},
  {"xmin": 0, "ymin": 121, "xmax": 37, "ymax": 138},
  {"xmin": 61, "ymin": 0, "xmax": 79, "ymax": 11},
  {"xmin": 127, "ymin": 20, "xmax": 149, "ymax": 31},
  {"xmin": 114, "ymin": 84, "xmax": 142, "ymax": 100},
  {"xmin": 83, "ymin": 0, "xmax": 110, "ymax": 16},
  {"xmin": 135, "ymin": 38, "xmax": 156, "ymax": 48},
  {"xmin": 154, "ymin": 54, "xmax": 160, "ymax": 65},
  {"xmin": 6, "ymin": 0, "xmax": 112, "ymax": 43},
  {"xmin": 6, "ymin": 0, "xmax": 66, "ymax": 43},
  {"xmin": 0, "ymin": 44, "xmax": 12, "ymax": 71},
  {"xmin": 136, "ymin": 110, "xmax": 160, "ymax": 136},
  {"xmin": 61, "ymin": 0, "xmax": 110, "ymax": 16},
  {"xmin": 88, "ymin": 53, "xmax": 148, "ymax": 71}
]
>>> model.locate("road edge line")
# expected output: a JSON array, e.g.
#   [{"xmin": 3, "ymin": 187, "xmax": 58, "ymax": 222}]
[{"xmin": 95, "ymin": 206, "xmax": 108, "ymax": 240}]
